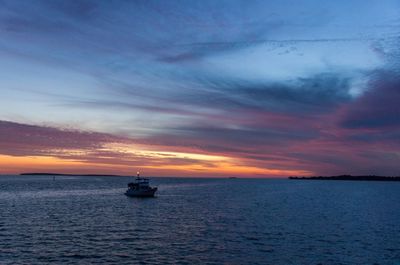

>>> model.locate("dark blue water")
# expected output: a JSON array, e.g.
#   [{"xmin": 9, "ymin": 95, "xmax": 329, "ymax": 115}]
[{"xmin": 1, "ymin": 176, "xmax": 400, "ymax": 265}]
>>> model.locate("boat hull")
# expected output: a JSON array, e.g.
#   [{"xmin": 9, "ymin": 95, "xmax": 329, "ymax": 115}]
[{"xmin": 124, "ymin": 187, "xmax": 157, "ymax": 197}]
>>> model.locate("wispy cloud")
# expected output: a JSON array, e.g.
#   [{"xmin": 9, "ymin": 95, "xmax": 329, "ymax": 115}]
[{"xmin": 340, "ymin": 71, "xmax": 400, "ymax": 129}]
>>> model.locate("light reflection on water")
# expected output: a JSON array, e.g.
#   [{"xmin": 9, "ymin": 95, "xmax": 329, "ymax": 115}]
[{"xmin": 1, "ymin": 175, "xmax": 400, "ymax": 264}]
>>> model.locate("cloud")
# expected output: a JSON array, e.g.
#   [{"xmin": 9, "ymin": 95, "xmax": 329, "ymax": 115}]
[
  {"xmin": 340, "ymin": 71, "xmax": 400, "ymax": 129},
  {"xmin": 0, "ymin": 120, "xmax": 240, "ymax": 174},
  {"xmin": 171, "ymin": 72, "xmax": 354, "ymax": 116},
  {"xmin": 0, "ymin": 120, "xmax": 128, "ymax": 157},
  {"xmin": 152, "ymin": 124, "xmax": 318, "ymax": 150}
]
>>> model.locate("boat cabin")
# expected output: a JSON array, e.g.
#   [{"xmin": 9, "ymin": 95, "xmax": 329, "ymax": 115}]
[{"xmin": 127, "ymin": 177, "xmax": 151, "ymax": 190}]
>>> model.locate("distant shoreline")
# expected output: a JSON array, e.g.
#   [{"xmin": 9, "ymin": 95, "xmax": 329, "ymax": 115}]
[
  {"xmin": 289, "ymin": 175, "xmax": 400, "ymax": 182},
  {"xmin": 20, "ymin": 173, "xmax": 124, "ymax": 177}
]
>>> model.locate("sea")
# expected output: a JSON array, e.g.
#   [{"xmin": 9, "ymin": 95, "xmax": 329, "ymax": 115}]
[{"xmin": 1, "ymin": 175, "xmax": 399, "ymax": 265}]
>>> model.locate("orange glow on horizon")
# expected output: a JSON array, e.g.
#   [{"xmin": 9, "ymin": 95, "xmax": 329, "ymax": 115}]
[
  {"xmin": 0, "ymin": 152, "xmax": 311, "ymax": 177},
  {"xmin": 142, "ymin": 162, "xmax": 310, "ymax": 177},
  {"xmin": 0, "ymin": 155, "xmax": 85, "ymax": 173}
]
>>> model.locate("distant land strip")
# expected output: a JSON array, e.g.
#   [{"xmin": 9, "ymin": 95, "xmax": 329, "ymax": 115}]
[
  {"xmin": 20, "ymin": 173, "xmax": 124, "ymax": 177},
  {"xmin": 289, "ymin": 175, "xmax": 400, "ymax": 181}
]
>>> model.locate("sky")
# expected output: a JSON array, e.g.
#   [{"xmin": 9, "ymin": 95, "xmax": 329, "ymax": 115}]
[{"xmin": 0, "ymin": 0, "xmax": 400, "ymax": 177}]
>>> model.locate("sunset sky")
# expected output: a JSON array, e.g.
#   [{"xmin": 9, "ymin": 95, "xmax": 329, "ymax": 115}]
[{"xmin": 1, "ymin": 0, "xmax": 400, "ymax": 177}]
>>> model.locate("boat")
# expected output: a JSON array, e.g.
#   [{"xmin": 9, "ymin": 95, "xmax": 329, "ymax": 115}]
[{"xmin": 125, "ymin": 172, "xmax": 157, "ymax": 197}]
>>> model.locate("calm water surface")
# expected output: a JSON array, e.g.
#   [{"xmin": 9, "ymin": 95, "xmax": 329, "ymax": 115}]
[{"xmin": 1, "ymin": 175, "xmax": 399, "ymax": 264}]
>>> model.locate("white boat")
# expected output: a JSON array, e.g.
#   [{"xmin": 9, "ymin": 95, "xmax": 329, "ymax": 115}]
[{"xmin": 125, "ymin": 173, "xmax": 157, "ymax": 197}]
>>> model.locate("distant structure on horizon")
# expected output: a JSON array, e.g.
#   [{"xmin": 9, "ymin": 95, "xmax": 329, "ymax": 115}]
[{"xmin": 289, "ymin": 175, "xmax": 400, "ymax": 182}]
